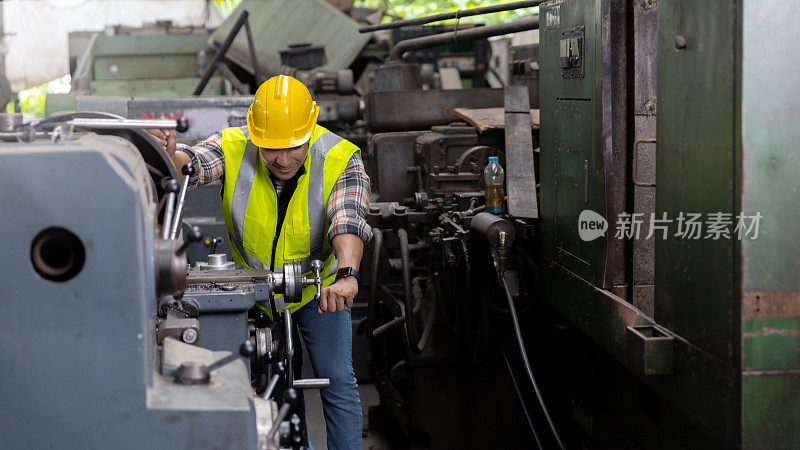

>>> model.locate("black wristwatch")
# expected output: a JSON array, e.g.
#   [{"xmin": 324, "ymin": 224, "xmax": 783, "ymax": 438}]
[{"xmin": 335, "ymin": 267, "xmax": 360, "ymax": 284}]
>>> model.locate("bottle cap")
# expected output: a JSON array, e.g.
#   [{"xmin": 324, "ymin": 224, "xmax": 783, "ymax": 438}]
[{"xmin": 488, "ymin": 156, "xmax": 499, "ymax": 162}]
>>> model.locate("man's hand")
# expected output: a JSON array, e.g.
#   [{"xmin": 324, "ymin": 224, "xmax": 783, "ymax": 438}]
[
  {"xmin": 146, "ymin": 129, "xmax": 176, "ymax": 157},
  {"xmin": 318, "ymin": 277, "xmax": 358, "ymax": 314},
  {"xmin": 146, "ymin": 129, "xmax": 191, "ymax": 175}
]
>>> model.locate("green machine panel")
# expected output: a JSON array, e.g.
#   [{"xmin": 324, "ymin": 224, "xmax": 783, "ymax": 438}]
[
  {"xmin": 540, "ymin": 0, "xmax": 627, "ymax": 288},
  {"xmin": 656, "ymin": 0, "xmax": 737, "ymax": 367},
  {"xmin": 553, "ymin": 99, "xmax": 595, "ymax": 277},
  {"xmin": 92, "ymin": 34, "xmax": 209, "ymax": 81}
]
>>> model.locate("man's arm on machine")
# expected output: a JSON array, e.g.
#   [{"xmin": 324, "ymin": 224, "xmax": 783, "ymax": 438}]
[
  {"xmin": 146, "ymin": 129, "xmax": 226, "ymax": 188},
  {"xmin": 318, "ymin": 152, "xmax": 372, "ymax": 314},
  {"xmin": 319, "ymin": 234, "xmax": 363, "ymax": 314}
]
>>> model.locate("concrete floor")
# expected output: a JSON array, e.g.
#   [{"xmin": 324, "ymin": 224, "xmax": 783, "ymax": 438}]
[{"xmin": 304, "ymin": 383, "xmax": 391, "ymax": 450}]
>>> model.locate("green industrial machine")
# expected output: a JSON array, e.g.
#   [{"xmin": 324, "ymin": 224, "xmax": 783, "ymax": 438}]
[
  {"xmin": 87, "ymin": 33, "xmax": 226, "ymax": 97},
  {"xmin": 535, "ymin": 0, "xmax": 800, "ymax": 447},
  {"xmin": 47, "ymin": 26, "xmax": 228, "ymax": 116}
]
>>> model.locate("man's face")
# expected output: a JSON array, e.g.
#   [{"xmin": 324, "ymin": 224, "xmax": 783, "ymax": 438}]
[{"xmin": 260, "ymin": 143, "xmax": 308, "ymax": 182}]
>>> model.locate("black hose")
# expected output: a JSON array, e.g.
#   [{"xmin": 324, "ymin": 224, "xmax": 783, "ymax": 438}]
[
  {"xmin": 367, "ymin": 228, "xmax": 383, "ymax": 339},
  {"xmin": 372, "ymin": 276, "xmax": 426, "ymax": 338},
  {"xmin": 502, "ymin": 349, "xmax": 542, "ymax": 449},
  {"xmin": 398, "ymin": 229, "xmax": 423, "ymax": 354},
  {"xmin": 435, "ymin": 270, "xmax": 457, "ymax": 331},
  {"xmin": 499, "ymin": 272, "xmax": 564, "ymax": 449},
  {"xmin": 416, "ymin": 277, "xmax": 438, "ymax": 351}
]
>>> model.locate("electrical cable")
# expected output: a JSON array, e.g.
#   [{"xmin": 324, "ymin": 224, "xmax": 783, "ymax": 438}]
[
  {"xmin": 502, "ymin": 349, "xmax": 542, "ymax": 450},
  {"xmin": 499, "ymin": 271, "xmax": 565, "ymax": 450}
]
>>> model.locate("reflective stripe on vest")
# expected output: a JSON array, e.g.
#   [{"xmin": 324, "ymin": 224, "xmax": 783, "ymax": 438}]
[
  {"xmin": 228, "ymin": 128, "xmax": 343, "ymax": 271},
  {"xmin": 220, "ymin": 124, "xmax": 358, "ymax": 312}
]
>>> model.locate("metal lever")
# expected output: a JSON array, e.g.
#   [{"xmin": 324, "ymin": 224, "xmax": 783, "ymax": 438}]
[
  {"xmin": 173, "ymin": 340, "xmax": 254, "ymax": 385},
  {"xmin": 64, "ymin": 116, "xmax": 189, "ymax": 132},
  {"xmin": 203, "ymin": 340, "xmax": 254, "ymax": 375},
  {"xmin": 161, "ymin": 178, "xmax": 179, "ymax": 239},
  {"xmin": 267, "ymin": 389, "xmax": 299, "ymax": 442},
  {"xmin": 292, "ymin": 378, "xmax": 331, "ymax": 389},
  {"xmin": 170, "ymin": 163, "xmax": 196, "ymax": 239},
  {"xmin": 302, "ymin": 259, "xmax": 324, "ymax": 300}
]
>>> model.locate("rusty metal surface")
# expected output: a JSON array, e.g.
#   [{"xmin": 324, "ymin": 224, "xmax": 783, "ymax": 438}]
[
  {"xmin": 368, "ymin": 131, "xmax": 424, "ymax": 202},
  {"xmin": 631, "ymin": 0, "xmax": 658, "ymax": 316},
  {"xmin": 364, "ymin": 88, "xmax": 506, "ymax": 132}
]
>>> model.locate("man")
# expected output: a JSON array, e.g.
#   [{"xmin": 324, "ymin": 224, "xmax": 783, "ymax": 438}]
[{"xmin": 149, "ymin": 75, "xmax": 369, "ymax": 449}]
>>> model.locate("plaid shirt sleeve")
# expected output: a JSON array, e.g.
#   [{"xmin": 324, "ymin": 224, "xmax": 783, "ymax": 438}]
[
  {"xmin": 327, "ymin": 152, "xmax": 372, "ymax": 244},
  {"xmin": 177, "ymin": 132, "xmax": 225, "ymax": 189},
  {"xmin": 182, "ymin": 133, "xmax": 371, "ymax": 243}
]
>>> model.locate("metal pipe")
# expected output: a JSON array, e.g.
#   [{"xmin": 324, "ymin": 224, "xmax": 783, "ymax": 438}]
[
  {"xmin": 416, "ymin": 277, "xmax": 438, "ymax": 352},
  {"xmin": 162, "ymin": 193, "xmax": 175, "ymax": 240},
  {"xmin": 64, "ymin": 118, "xmax": 180, "ymax": 130},
  {"xmin": 372, "ymin": 276, "xmax": 426, "ymax": 338},
  {"xmin": 359, "ymin": 0, "xmax": 543, "ymax": 33},
  {"xmin": 390, "ymin": 15, "xmax": 539, "ymax": 61},
  {"xmin": 242, "ymin": 14, "xmax": 263, "ymax": 85},
  {"xmin": 170, "ymin": 171, "xmax": 191, "ymax": 239},
  {"xmin": 266, "ymin": 403, "xmax": 291, "ymax": 442},
  {"xmin": 194, "ymin": 10, "xmax": 250, "ymax": 96},
  {"xmin": 262, "ymin": 373, "xmax": 280, "ymax": 400},
  {"xmin": 367, "ymin": 228, "xmax": 383, "ymax": 339},
  {"xmin": 292, "ymin": 378, "xmax": 330, "ymax": 389},
  {"xmin": 283, "ymin": 311, "xmax": 294, "ymax": 387}
]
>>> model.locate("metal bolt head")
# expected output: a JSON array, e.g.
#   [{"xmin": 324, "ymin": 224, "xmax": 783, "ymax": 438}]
[
  {"xmin": 675, "ymin": 35, "xmax": 687, "ymax": 50},
  {"xmin": 181, "ymin": 328, "xmax": 198, "ymax": 344},
  {"xmin": 284, "ymin": 388, "xmax": 299, "ymax": 405},
  {"xmin": 239, "ymin": 340, "xmax": 255, "ymax": 357}
]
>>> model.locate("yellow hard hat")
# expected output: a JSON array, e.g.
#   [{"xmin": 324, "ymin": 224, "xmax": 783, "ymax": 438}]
[{"xmin": 246, "ymin": 75, "xmax": 319, "ymax": 149}]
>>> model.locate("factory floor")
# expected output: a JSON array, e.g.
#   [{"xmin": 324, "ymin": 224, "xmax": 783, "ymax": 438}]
[{"xmin": 304, "ymin": 383, "xmax": 391, "ymax": 450}]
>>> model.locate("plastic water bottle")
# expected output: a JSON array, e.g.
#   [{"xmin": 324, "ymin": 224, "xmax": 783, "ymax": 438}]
[{"xmin": 484, "ymin": 156, "xmax": 505, "ymax": 213}]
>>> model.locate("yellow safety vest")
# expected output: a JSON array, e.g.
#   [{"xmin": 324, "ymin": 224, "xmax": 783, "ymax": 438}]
[{"xmin": 219, "ymin": 124, "xmax": 360, "ymax": 313}]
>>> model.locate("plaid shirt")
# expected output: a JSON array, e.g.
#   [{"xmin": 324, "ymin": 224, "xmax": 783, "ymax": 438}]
[{"xmin": 178, "ymin": 132, "xmax": 372, "ymax": 244}]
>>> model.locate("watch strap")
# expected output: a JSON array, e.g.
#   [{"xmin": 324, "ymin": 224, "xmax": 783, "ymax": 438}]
[{"xmin": 335, "ymin": 267, "xmax": 360, "ymax": 283}]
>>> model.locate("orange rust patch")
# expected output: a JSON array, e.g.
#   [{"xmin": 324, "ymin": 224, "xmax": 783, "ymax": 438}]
[{"xmin": 742, "ymin": 292, "xmax": 800, "ymax": 320}]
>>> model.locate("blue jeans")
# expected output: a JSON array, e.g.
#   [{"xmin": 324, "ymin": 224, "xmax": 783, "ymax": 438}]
[{"xmin": 273, "ymin": 300, "xmax": 362, "ymax": 450}]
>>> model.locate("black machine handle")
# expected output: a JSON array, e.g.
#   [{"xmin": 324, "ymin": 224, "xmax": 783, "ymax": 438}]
[
  {"xmin": 176, "ymin": 226, "xmax": 203, "ymax": 255},
  {"xmin": 203, "ymin": 340, "xmax": 255, "ymax": 375}
]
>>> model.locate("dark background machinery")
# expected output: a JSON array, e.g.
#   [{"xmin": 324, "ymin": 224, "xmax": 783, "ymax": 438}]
[{"xmin": 355, "ymin": 0, "xmax": 800, "ymax": 449}]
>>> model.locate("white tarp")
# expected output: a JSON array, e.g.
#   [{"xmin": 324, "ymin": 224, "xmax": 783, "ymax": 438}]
[{"xmin": 3, "ymin": 0, "xmax": 225, "ymax": 92}]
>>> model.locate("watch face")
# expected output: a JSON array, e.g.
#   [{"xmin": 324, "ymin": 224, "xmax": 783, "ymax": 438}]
[{"xmin": 336, "ymin": 267, "xmax": 359, "ymax": 282}]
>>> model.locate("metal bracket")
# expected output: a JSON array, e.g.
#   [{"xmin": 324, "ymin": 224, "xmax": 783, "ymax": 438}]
[{"xmin": 626, "ymin": 324, "xmax": 675, "ymax": 375}]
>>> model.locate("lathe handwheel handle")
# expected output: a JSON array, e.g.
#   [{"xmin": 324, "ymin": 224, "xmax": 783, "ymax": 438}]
[{"xmin": 310, "ymin": 259, "xmax": 324, "ymax": 300}]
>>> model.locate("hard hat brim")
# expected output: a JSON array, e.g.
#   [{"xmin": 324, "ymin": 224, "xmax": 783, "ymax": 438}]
[
  {"xmin": 246, "ymin": 101, "xmax": 319, "ymax": 150},
  {"xmin": 250, "ymin": 129, "xmax": 314, "ymax": 149}
]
